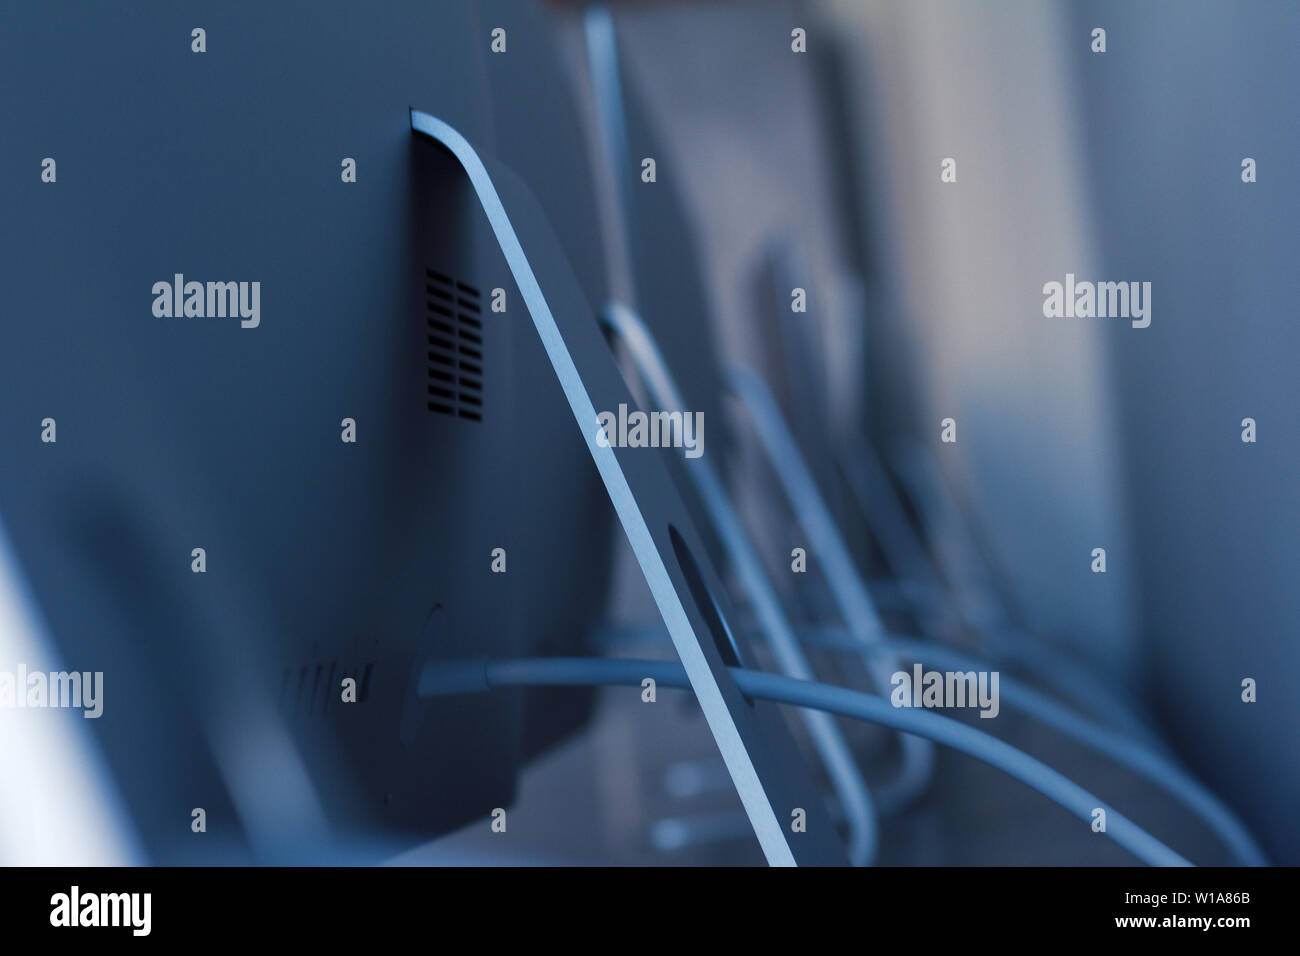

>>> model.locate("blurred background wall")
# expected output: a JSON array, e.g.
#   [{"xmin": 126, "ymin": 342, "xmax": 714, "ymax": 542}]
[
  {"xmin": 821, "ymin": 0, "xmax": 1137, "ymax": 678},
  {"xmin": 1066, "ymin": 0, "xmax": 1300, "ymax": 864},
  {"xmin": 818, "ymin": 0, "xmax": 1299, "ymax": 861}
]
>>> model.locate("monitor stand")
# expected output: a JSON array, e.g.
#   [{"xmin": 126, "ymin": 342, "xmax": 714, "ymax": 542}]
[{"xmin": 411, "ymin": 109, "xmax": 847, "ymax": 866}]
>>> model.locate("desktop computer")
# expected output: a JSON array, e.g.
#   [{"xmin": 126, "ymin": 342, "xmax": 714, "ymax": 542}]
[{"xmin": 0, "ymin": 0, "xmax": 843, "ymax": 865}]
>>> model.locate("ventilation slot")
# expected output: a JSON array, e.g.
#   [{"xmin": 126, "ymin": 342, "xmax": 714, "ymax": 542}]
[
  {"xmin": 426, "ymin": 268, "xmax": 483, "ymax": 421},
  {"xmin": 279, "ymin": 660, "xmax": 375, "ymax": 718}
]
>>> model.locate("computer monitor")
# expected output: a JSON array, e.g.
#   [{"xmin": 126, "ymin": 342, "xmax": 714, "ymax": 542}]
[
  {"xmin": 2, "ymin": 0, "xmax": 848, "ymax": 866},
  {"xmin": 0, "ymin": 0, "xmax": 615, "ymax": 863}
]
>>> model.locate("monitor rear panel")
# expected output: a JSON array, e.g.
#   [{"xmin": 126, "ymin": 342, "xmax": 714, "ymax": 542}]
[{"xmin": 0, "ymin": 0, "xmax": 612, "ymax": 862}]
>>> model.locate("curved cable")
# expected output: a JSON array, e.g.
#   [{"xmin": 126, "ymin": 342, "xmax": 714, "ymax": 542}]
[
  {"xmin": 803, "ymin": 629, "xmax": 1266, "ymax": 865},
  {"xmin": 891, "ymin": 441, "xmax": 1172, "ymax": 743},
  {"xmin": 600, "ymin": 301, "xmax": 880, "ymax": 865},
  {"xmin": 419, "ymin": 657, "xmax": 1192, "ymax": 867},
  {"xmin": 842, "ymin": 443, "xmax": 1167, "ymax": 751},
  {"xmin": 726, "ymin": 362, "xmax": 936, "ymax": 812},
  {"xmin": 594, "ymin": 620, "xmax": 1265, "ymax": 865}
]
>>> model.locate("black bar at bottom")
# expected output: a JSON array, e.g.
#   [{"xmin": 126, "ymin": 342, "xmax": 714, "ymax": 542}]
[{"xmin": 0, "ymin": 865, "xmax": 1281, "ymax": 943}]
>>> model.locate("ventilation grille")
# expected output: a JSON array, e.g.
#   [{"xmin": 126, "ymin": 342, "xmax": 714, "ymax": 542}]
[
  {"xmin": 279, "ymin": 660, "xmax": 374, "ymax": 718},
  {"xmin": 426, "ymin": 268, "xmax": 483, "ymax": 421}
]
